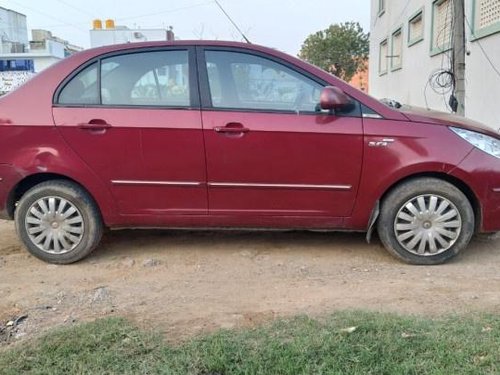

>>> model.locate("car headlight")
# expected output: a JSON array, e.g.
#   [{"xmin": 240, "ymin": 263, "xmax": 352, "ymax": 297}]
[{"xmin": 450, "ymin": 127, "xmax": 500, "ymax": 159}]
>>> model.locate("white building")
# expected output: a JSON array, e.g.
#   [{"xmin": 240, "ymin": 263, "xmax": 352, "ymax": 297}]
[
  {"xmin": 0, "ymin": 6, "xmax": 28, "ymax": 53},
  {"xmin": 369, "ymin": 0, "xmax": 500, "ymax": 129},
  {"xmin": 0, "ymin": 6, "xmax": 83, "ymax": 94},
  {"xmin": 28, "ymin": 30, "xmax": 83, "ymax": 72},
  {"xmin": 0, "ymin": 29, "xmax": 83, "ymax": 75},
  {"xmin": 90, "ymin": 19, "xmax": 175, "ymax": 48},
  {"xmin": 0, "ymin": 32, "xmax": 72, "ymax": 94}
]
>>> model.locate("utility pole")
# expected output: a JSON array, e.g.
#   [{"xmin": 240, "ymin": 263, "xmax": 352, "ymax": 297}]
[{"xmin": 453, "ymin": 0, "xmax": 466, "ymax": 116}]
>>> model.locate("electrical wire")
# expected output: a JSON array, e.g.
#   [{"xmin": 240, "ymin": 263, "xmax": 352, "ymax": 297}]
[
  {"xmin": 422, "ymin": 0, "xmax": 500, "ymax": 112},
  {"xmin": 429, "ymin": 69, "xmax": 455, "ymax": 95},
  {"xmin": 6, "ymin": 0, "xmax": 215, "ymax": 39},
  {"xmin": 424, "ymin": 0, "xmax": 456, "ymax": 111},
  {"xmin": 115, "ymin": 1, "xmax": 214, "ymax": 22},
  {"xmin": 9, "ymin": 2, "xmax": 214, "ymax": 30},
  {"xmin": 389, "ymin": 0, "xmax": 412, "ymax": 35},
  {"xmin": 7, "ymin": 0, "xmax": 88, "ymax": 34},
  {"xmin": 53, "ymin": 0, "xmax": 96, "ymax": 19},
  {"xmin": 372, "ymin": 0, "xmax": 412, "ymax": 31},
  {"xmin": 464, "ymin": 13, "xmax": 500, "ymax": 79}
]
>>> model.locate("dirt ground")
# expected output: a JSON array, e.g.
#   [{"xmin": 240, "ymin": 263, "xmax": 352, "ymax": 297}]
[{"xmin": 1, "ymin": 219, "xmax": 499, "ymax": 344}]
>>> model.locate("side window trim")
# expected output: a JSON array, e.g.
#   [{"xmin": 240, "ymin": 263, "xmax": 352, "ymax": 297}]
[
  {"xmin": 196, "ymin": 46, "xmax": 213, "ymax": 109},
  {"xmin": 97, "ymin": 55, "xmax": 102, "ymax": 106},
  {"xmin": 53, "ymin": 46, "xmax": 200, "ymax": 109}
]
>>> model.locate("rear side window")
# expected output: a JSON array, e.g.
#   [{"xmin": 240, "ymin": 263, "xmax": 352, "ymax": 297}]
[
  {"xmin": 58, "ymin": 62, "xmax": 99, "ymax": 105},
  {"xmin": 57, "ymin": 50, "xmax": 190, "ymax": 107},
  {"xmin": 101, "ymin": 50, "xmax": 190, "ymax": 107}
]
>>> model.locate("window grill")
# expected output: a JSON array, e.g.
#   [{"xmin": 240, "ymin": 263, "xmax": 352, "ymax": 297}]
[
  {"xmin": 379, "ymin": 39, "xmax": 388, "ymax": 74},
  {"xmin": 409, "ymin": 12, "xmax": 424, "ymax": 44},
  {"xmin": 476, "ymin": 0, "xmax": 500, "ymax": 29},
  {"xmin": 391, "ymin": 29, "xmax": 403, "ymax": 69},
  {"xmin": 432, "ymin": 0, "xmax": 453, "ymax": 51}
]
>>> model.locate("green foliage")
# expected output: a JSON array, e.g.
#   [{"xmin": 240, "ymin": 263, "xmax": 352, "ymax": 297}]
[
  {"xmin": 0, "ymin": 312, "xmax": 499, "ymax": 374},
  {"xmin": 299, "ymin": 22, "xmax": 369, "ymax": 82}
]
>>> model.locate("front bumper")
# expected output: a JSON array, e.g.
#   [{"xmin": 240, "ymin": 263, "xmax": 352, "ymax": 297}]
[{"xmin": 450, "ymin": 149, "xmax": 500, "ymax": 232}]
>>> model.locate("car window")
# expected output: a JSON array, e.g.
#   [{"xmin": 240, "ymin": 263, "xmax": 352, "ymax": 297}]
[
  {"xmin": 58, "ymin": 62, "xmax": 99, "ymax": 105},
  {"xmin": 205, "ymin": 50, "xmax": 323, "ymax": 112},
  {"xmin": 101, "ymin": 50, "xmax": 190, "ymax": 107}
]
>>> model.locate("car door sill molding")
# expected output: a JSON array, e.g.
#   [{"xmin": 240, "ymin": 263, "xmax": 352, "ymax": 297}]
[
  {"xmin": 208, "ymin": 182, "xmax": 352, "ymax": 190},
  {"xmin": 112, "ymin": 180, "xmax": 202, "ymax": 187}
]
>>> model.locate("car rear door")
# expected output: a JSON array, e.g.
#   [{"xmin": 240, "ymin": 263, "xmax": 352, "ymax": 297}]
[
  {"xmin": 198, "ymin": 47, "xmax": 363, "ymax": 224},
  {"xmin": 53, "ymin": 47, "xmax": 207, "ymax": 216}
]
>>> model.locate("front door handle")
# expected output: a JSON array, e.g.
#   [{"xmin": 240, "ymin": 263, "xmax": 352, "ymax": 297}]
[
  {"xmin": 78, "ymin": 119, "xmax": 112, "ymax": 130},
  {"xmin": 213, "ymin": 123, "xmax": 249, "ymax": 134}
]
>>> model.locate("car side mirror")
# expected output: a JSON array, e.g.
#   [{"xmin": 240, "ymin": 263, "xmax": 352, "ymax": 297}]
[{"xmin": 320, "ymin": 86, "xmax": 351, "ymax": 111}]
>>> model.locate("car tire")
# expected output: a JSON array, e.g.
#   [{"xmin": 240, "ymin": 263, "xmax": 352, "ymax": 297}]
[
  {"xmin": 377, "ymin": 177, "xmax": 474, "ymax": 265},
  {"xmin": 14, "ymin": 180, "xmax": 103, "ymax": 264}
]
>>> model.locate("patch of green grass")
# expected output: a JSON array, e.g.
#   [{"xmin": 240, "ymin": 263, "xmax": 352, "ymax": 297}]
[{"xmin": 0, "ymin": 312, "xmax": 499, "ymax": 374}]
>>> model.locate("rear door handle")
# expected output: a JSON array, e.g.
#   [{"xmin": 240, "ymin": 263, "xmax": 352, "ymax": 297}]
[
  {"xmin": 213, "ymin": 123, "xmax": 249, "ymax": 134},
  {"xmin": 214, "ymin": 127, "xmax": 250, "ymax": 133},
  {"xmin": 78, "ymin": 119, "xmax": 112, "ymax": 130}
]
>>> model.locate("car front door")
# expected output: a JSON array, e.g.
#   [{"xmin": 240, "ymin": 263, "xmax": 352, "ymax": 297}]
[
  {"xmin": 53, "ymin": 48, "xmax": 207, "ymax": 216},
  {"xmin": 198, "ymin": 48, "xmax": 363, "ymax": 224}
]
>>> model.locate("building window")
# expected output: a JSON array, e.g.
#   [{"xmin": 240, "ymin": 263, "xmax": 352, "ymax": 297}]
[
  {"xmin": 379, "ymin": 39, "xmax": 388, "ymax": 75},
  {"xmin": 0, "ymin": 59, "xmax": 34, "ymax": 72},
  {"xmin": 408, "ymin": 9, "xmax": 424, "ymax": 46},
  {"xmin": 431, "ymin": 0, "xmax": 453, "ymax": 55},
  {"xmin": 472, "ymin": 0, "xmax": 500, "ymax": 40},
  {"xmin": 391, "ymin": 28, "xmax": 403, "ymax": 71},
  {"xmin": 378, "ymin": 0, "xmax": 386, "ymax": 17}
]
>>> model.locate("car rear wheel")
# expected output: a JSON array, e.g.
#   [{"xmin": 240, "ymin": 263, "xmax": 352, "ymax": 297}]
[
  {"xmin": 377, "ymin": 177, "xmax": 474, "ymax": 265},
  {"xmin": 14, "ymin": 180, "xmax": 103, "ymax": 264}
]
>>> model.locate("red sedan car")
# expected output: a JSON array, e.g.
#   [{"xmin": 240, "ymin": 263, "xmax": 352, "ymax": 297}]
[{"xmin": 0, "ymin": 41, "xmax": 499, "ymax": 265}]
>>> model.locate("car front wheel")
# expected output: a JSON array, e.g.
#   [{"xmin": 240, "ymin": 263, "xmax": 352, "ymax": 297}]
[
  {"xmin": 14, "ymin": 180, "xmax": 103, "ymax": 264},
  {"xmin": 377, "ymin": 177, "xmax": 475, "ymax": 265}
]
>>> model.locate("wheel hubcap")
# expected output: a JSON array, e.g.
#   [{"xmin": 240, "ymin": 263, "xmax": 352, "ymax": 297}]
[
  {"xmin": 394, "ymin": 194, "xmax": 462, "ymax": 256},
  {"xmin": 25, "ymin": 196, "xmax": 84, "ymax": 254}
]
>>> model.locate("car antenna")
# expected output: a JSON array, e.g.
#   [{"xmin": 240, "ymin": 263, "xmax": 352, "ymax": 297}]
[{"xmin": 213, "ymin": 0, "xmax": 251, "ymax": 44}]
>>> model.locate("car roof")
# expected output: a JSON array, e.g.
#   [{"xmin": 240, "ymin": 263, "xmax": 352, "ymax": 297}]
[{"xmin": 77, "ymin": 40, "xmax": 282, "ymax": 59}]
